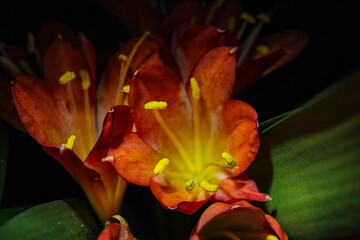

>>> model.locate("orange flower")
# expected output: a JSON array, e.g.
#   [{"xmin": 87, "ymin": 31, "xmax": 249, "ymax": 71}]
[
  {"xmin": 190, "ymin": 201, "xmax": 288, "ymax": 240},
  {"xmin": 108, "ymin": 45, "xmax": 270, "ymax": 214}
]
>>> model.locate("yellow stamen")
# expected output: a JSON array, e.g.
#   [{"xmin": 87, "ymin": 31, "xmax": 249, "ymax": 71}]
[
  {"xmin": 80, "ymin": 70, "xmax": 91, "ymax": 90},
  {"xmin": 200, "ymin": 181, "xmax": 218, "ymax": 192},
  {"xmin": 65, "ymin": 135, "xmax": 76, "ymax": 149},
  {"xmin": 227, "ymin": 16, "xmax": 236, "ymax": 32},
  {"xmin": 257, "ymin": 13, "xmax": 271, "ymax": 24},
  {"xmin": 122, "ymin": 85, "xmax": 130, "ymax": 93},
  {"xmin": 185, "ymin": 179, "xmax": 196, "ymax": 191},
  {"xmin": 27, "ymin": 33, "xmax": 36, "ymax": 53},
  {"xmin": 79, "ymin": 70, "xmax": 95, "ymax": 147},
  {"xmin": 59, "ymin": 71, "xmax": 76, "ymax": 84},
  {"xmin": 265, "ymin": 195, "xmax": 272, "ymax": 201},
  {"xmin": 144, "ymin": 101, "xmax": 167, "ymax": 110},
  {"xmin": 256, "ymin": 44, "xmax": 269, "ymax": 55},
  {"xmin": 240, "ymin": 12, "xmax": 256, "ymax": 24},
  {"xmin": 190, "ymin": 77, "xmax": 200, "ymax": 100},
  {"xmin": 222, "ymin": 152, "xmax": 236, "ymax": 167},
  {"xmin": 115, "ymin": 31, "xmax": 150, "ymax": 105},
  {"xmin": 265, "ymin": 235, "xmax": 279, "ymax": 240},
  {"xmin": 153, "ymin": 158, "xmax": 169, "ymax": 175}
]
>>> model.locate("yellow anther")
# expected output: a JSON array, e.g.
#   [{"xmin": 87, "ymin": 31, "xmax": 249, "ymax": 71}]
[
  {"xmin": 265, "ymin": 195, "xmax": 272, "ymax": 201},
  {"xmin": 222, "ymin": 152, "xmax": 236, "ymax": 167},
  {"xmin": 215, "ymin": 0, "xmax": 224, "ymax": 8},
  {"xmin": 144, "ymin": 101, "xmax": 167, "ymax": 110},
  {"xmin": 240, "ymin": 12, "xmax": 256, "ymax": 24},
  {"xmin": 59, "ymin": 71, "xmax": 76, "ymax": 84},
  {"xmin": 65, "ymin": 135, "xmax": 76, "ymax": 149},
  {"xmin": 153, "ymin": 158, "xmax": 169, "ymax": 175},
  {"xmin": 185, "ymin": 179, "xmax": 196, "ymax": 191},
  {"xmin": 265, "ymin": 235, "xmax": 279, "ymax": 240},
  {"xmin": 190, "ymin": 77, "xmax": 200, "ymax": 100},
  {"xmin": 80, "ymin": 70, "xmax": 91, "ymax": 90},
  {"xmin": 118, "ymin": 54, "xmax": 128, "ymax": 62},
  {"xmin": 257, "ymin": 13, "xmax": 271, "ymax": 24},
  {"xmin": 256, "ymin": 45, "xmax": 269, "ymax": 55},
  {"xmin": 27, "ymin": 32, "xmax": 36, "ymax": 53},
  {"xmin": 227, "ymin": 16, "xmax": 236, "ymax": 32},
  {"xmin": 200, "ymin": 181, "xmax": 218, "ymax": 192},
  {"xmin": 122, "ymin": 85, "xmax": 130, "ymax": 93},
  {"xmin": 190, "ymin": 17, "xmax": 196, "ymax": 27}
]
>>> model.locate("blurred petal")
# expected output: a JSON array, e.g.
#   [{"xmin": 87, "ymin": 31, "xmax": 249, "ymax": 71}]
[
  {"xmin": 130, "ymin": 65, "xmax": 192, "ymax": 158},
  {"xmin": 234, "ymin": 49, "xmax": 286, "ymax": 96},
  {"xmin": 213, "ymin": 174, "xmax": 269, "ymax": 203},
  {"xmin": 176, "ymin": 26, "xmax": 239, "ymax": 82},
  {"xmin": 161, "ymin": 0, "xmax": 202, "ymax": 26},
  {"xmin": 98, "ymin": 222, "xmax": 135, "ymax": 240},
  {"xmin": 189, "ymin": 46, "xmax": 237, "ymax": 112}
]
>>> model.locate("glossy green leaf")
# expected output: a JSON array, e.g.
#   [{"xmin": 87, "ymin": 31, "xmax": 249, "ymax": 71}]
[
  {"xmin": 0, "ymin": 199, "xmax": 101, "ymax": 240},
  {"xmin": 248, "ymin": 69, "xmax": 360, "ymax": 239},
  {"xmin": 0, "ymin": 206, "xmax": 29, "ymax": 226},
  {"xmin": 0, "ymin": 121, "xmax": 8, "ymax": 207}
]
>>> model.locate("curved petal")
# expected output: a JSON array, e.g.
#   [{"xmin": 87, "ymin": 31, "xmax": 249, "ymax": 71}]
[
  {"xmin": 234, "ymin": 49, "xmax": 286, "ymax": 96},
  {"xmin": 36, "ymin": 20, "xmax": 78, "ymax": 57},
  {"xmin": 176, "ymin": 26, "xmax": 239, "ymax": 83},
  {"xmin": 97, "ymin": 37, "xmax": 164, "ymax": 123},
  {"xmin": 212, "ymin": 173, "xmax": 270, "ymax": 203},
  {"xmin": 130, "ymin": 65, "xmax": 193, "ymax": 159},
  {"xmin": 189, "ymin": 46, "xmax": 237, "ymax": 113},
  {"xmin": 111, "ymin": 133, "xmax": 161, "ymax": 187},
  {"xmin": 97, "ymin": 223, "xmax": 135, "ymax": 240},
  {"xmin": 190, "ymin": 201, "xmax": 288, "ymax": 240},
  {"xmin": 150, "ymin": 174, "xmax": 209, "ymax": 214},
  {"xmin": 85, "ymin": 105, "xmax": 132, "ymax": 209},
  {"xmin": 248, "ymin": 30, "xmax": 309, "ymax": 75},
  {"xmin": 12, "ymin": 75, "xmax": 72, "ymax": 147}
]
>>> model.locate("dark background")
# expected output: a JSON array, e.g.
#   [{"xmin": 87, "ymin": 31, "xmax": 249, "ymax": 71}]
[{"xmin": 1, "ymin": 0, "xmax": 360, "ymax": 239}]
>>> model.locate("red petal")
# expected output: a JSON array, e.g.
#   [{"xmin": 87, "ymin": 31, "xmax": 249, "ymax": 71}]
[
  {"xmin": 234, "ymin": 49, "xmax": 286, "ymax": 96},
  {"xmin": 176, "ymin": 26, "xmax": 239, "ymax": 83},
  {"xmin": 0, "ymin": 76, "xmax": 24, "ymax": 131},
  {"xmin": 97, "ymin": 37, "xmax": 164, "ymax": 123},
  {"xmin": 189, "ymin": 46, "xmax": 237, "ymax": 112},
  {"xmin": 150, "ymin": 174, "xmax": 209, "ymax": 214},
  {"xmin": 97, "ymin": 223, "xmax": 134, "ymax": 240},
  {"xmin": 111, "ymin": 133, "xmax": 161, "ymax": 187},
  {"xmin": 248, "ymin": 30, "xmax": 309, "ymax": 75},
  {"xmin": 36, "ymin": 20, "xmax": 78, "ymax": 57},
  {"xmin": 85, "ymin": 105, "xmax": 132, "ymax": 205},
  {"xmin": 212, "ymin": 173, "xmax": 269, "ymax": 203},
  {"xmin": 12, "ymin": 75, "xmax": 72, "ymax": 146},
  {"xmin": 191, "ymin": 201, "xmax": 288, "ymax": 240},
  {"xmin": 97, "ymin": 0, "xmax": 161, "ymax": 36},
  {"xmin": 265, "ymin": 214, "xmax": 289, "ymax": 240},
  {"xmin": 130, "ymin": 65, "xmax": 193, "ymax": 159}
]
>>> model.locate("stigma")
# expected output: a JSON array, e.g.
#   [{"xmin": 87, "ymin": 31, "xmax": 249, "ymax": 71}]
[{"xmin": 144, "ymin": 101, "xmax": 168, "ymax": 110}]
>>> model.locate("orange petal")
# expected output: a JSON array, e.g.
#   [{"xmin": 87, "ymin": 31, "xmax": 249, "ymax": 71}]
[
  {"xmin": 212, "ymin": 174, "xmax": 269, "ymax": 203},
  {"xmin": 12, "ymin": 75, "xmax": 72, "ymax": 146},
  {"xmin": 85, "ymin": 105, "xmax": 132, "ymax": 207},
  {"xmin": 130, "ymin": 65, "xmax": 193, "ymax": 159},
  {"xmin": 248, "ymin": 30, "xmax": 309, "ymax": 75},
  {"xmin": 36, "ymin": 20, "xmax": 78, "ymax": 57},
  {"xmin": 189, "ymin": 46, "xmax": 237, "ymax": 112},
  {"xmin": 97, "ymin": 36, "xmax": 164, "ymax": 123},
  {"xmin": 234, "ymin": 49, "xmax": 286, "ymax": 96},
  {"xmin": 97, "ymin": 223, "xmax": 135, "ymax": 240},
  {"xmin": 111, "ymin": 133, "xmax": 161, "ymax": 187},
  {"xmin": 150, "ymin": 174, "xmax": 209, "ymax": 214},
  {"xmin": 190, "ymin": 201, "xmax": 288, "ymax": 240},
  {"xmin": 176, "ymin": 26, "xmax": 239, "ymax": 83}
]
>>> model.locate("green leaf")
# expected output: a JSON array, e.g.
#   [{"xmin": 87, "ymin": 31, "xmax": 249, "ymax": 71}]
[
  {"xmin": 0, "ymin": 121, "xmax": 8, "ymax": 207},
  {"xmin": 248, "ymin": 69, "xmax": 360, "ymax": 239},
  {"xmin": 0, "ymin": 206, "xmax": 29, "ymax": 226},
  {"xmin": 0, "ymin": 199, "xmax": 101, "ymax": 240}
]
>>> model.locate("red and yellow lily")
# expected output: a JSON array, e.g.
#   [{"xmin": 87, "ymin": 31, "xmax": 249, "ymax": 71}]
[
  {"xmin": 11, "ymin": 26, "xmax": 162, "ymax": 222},
  {"xmin": 108, "ymin": 44, "xmax": 269, "ymax": 214},
  {"xmin": 190, "ymin": 201, "xmax": 288, "ymax": 240}
]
